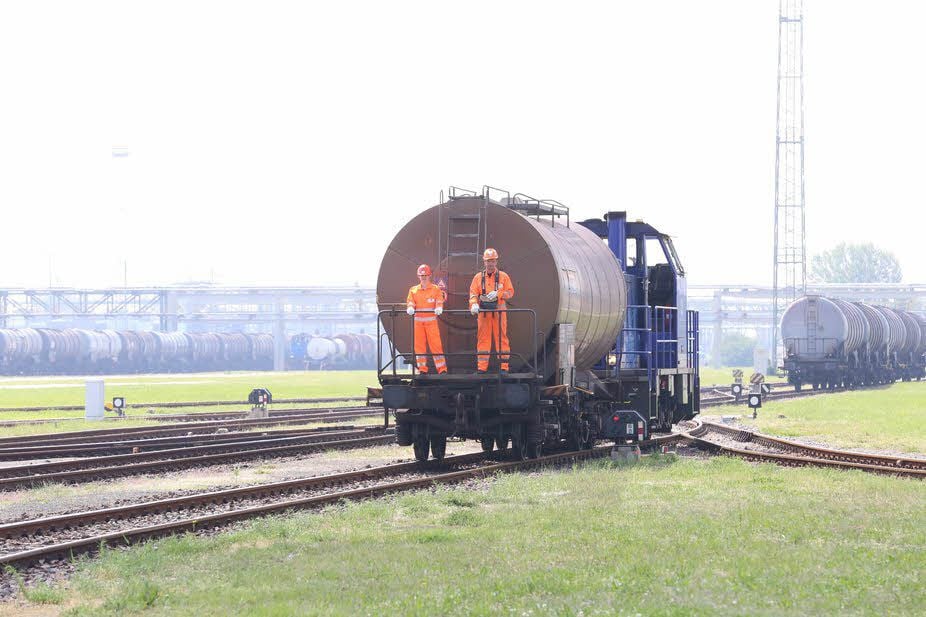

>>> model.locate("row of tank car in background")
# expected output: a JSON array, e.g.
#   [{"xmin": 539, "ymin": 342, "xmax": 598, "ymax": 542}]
[
  {"xmin": 780, "ymin": 295, "xmax": 926, "ymax": 390},
  {"xmin": 0, "ymin": 328, "xmax": 376, "ymax": 374}
]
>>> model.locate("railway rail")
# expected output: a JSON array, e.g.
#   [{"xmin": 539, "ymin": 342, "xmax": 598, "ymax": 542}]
[
  {"xmin": 0, "ymin": 432, "xmax": 685, "ymax": 571},
  {"xmin": 0, "ymin": 429, "xmax": 395, "ymax": 491},
  {"xmin": 0, "ymin": 424, "xmax": 376, "ymax": 461},
  {"xmin": 681, "ymin": 420, "xmax": 926, "ymax": 478},
  {"xmin": 0, "ymin": 407, "xmax": 385, "ymax": 449},
  {"xmin": 0, "ymin": 396, "xmax": 368, "ymax": 414}
]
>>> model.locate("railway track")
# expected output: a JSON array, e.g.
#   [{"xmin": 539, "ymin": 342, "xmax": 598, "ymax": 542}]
[
  {"xmin": 681, "ymin": 420, "xmax": 926, "ymax": 478},
  {"xmin": 0, "ymin": 396, "xmax": 369, "ymax": 414},
  {"xmin": 0, "ymin": 429, "xmax": 395, "ymax": 491},
  {"xmin": 0, "ymin": 407, "xmax": 385, "ymax": 449},
  {"xmin": 0, "ymin": 432, "xmax": 685, "ymax": 571},
  {"xmin": 0, "ymin": 424, "xmax": 377, "ymax": 461},
  {"xmin": 698, "ymin": 384, "xmax": 862, "ymax": 406}
]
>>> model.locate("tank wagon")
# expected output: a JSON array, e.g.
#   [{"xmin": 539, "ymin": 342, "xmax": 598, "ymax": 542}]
[
  {"xmin": 0, "ymin": 328, "xmax": 371, "ymax": 375},
  {"xmin": 377, "ymin": 187, "xmax": 700, "ymax": 461},
  {"xmin": 287, "ymin": 333, "xmax": 377, "ymax": 369},
  {"xmin": 780, "ymin": 295, "xmax": 926, "ymax": 389}
]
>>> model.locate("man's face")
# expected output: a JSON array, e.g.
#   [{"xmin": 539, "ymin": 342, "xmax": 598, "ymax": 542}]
[
  {"xmin": 418, "ymin": 274, "xmax": 431, "ymax": 286},
  {"xmin": 484, "ymin": 259, "xmax": 498, "ymax": 273}
]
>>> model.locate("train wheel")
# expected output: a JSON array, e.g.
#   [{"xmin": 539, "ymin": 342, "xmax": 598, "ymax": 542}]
[
  {"xmin": 430, "ymin": 436, "xmax": 447, "ymax": 461},
  {"xmin": 526, "ymin": 422, "xmax": 543, "ymax": 459},
  {"xmin": 413, "ymin": 437, "xmax": 429, "ymax": 463},
  {"xmin": 495, "ymin": 436, "xmax": 510, "ymax": 452},
  {"xmin": 526, "ymin": 441, "xmax": 542, "ymax": 459},
  {"xmin": 395, "ymin": 422, "xmax": 413, "ymax": 446},
  {"xmin": 480, "ymin": 436, "xmax": 495, "ymax": 453},
  {"xmin": 510, "ymin": 431, "xmax": 526, "ymax": 461}
]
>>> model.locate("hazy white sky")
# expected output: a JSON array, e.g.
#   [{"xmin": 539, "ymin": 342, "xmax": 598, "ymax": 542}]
[{"xmin": 1, "ymin": 1, "xmax": 923, "ymax": 289}]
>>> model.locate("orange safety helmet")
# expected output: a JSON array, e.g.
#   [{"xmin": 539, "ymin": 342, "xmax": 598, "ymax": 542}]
[
  {"xmin": 417, "ymin": 264, "xmax": 432, "ymax": 276},
  {"xmin": 483, "ymin": 248, "xmax": 499, "ymax": 261}
]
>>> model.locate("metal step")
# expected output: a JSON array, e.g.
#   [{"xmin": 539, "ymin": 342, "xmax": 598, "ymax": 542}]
[
  {"xmin": 449, "ymin": 215, "xmax": 480, "ymax": 220},
  {"xmin": 450, "ymin": 233, "xmax": 479, "ymax": 238},
  {"xmin": 448, "ymin": 251, "xmax": 478, "ymax": 257}
]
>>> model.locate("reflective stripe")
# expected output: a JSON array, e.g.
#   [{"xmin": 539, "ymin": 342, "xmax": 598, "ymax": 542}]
[
  {"xmin": 434, "ymin": 360, "xmax": 446, "ymax": 367},
  {"xmin": 414, "ymin": 316, "xmax": 437, "ymax": 323}
]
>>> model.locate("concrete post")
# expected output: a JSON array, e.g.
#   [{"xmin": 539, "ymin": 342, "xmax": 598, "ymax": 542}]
[{"xmin": 85, "ymin": 380, "xmax": 104, "ymax": 420}]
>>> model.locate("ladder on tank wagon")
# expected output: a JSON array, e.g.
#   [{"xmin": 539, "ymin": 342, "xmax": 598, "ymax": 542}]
[
  {"xmin": 439, "ymin": 200, "xmax": 487, "ymax": 306},
  {"xmin": 438, "ymin": 196, "xmax": 488, "ymax": 356}
]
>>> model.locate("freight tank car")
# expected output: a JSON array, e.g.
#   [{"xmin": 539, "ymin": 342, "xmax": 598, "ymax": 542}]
[
  {"xmin": 780, "ymin": 295, "xmax": 926, "ymax": 389},
  {"xmin": 377, "ymin": 187, "xmax": 700, "ymax": 461}
]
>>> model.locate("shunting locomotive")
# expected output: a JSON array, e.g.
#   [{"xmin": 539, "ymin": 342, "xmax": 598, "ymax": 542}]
[{"xmin": 376, "ymin": 186, "xmax": 700, "ymax": 461}]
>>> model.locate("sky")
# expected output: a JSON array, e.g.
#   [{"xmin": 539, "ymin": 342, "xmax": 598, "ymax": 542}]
[{"xmin": 1, "ymin": 1, "xmax": 924, "ymax": 289}]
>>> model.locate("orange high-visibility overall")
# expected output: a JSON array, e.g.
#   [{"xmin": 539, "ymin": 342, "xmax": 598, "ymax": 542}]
[
  {"xmin": 406, "ymin": 283, "xmax": 446, "ymax": 374},
  {"xmin": 469, "ymin": 270, "xmax": 515, "ymax": 371}
]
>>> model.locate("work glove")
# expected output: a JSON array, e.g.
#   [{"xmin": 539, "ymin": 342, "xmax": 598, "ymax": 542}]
[
  {"xmin": 407, "ymin": 306, "xmax": 415, "ymax": 316},
  {"xmin": 435, "ymin": 307, "xmax": 443, "ymax": 316},
  {"xmin": 470, "ymin": 304, "xmax": 479, "ymax": 315},
  {"xmin": 485, "ymin": 290, "xmax": 498, "ymax": 302}
]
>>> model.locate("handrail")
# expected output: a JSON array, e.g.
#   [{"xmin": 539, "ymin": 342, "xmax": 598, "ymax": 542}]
[{"xmin": 376, "ymin": 307, "xmax": 539, "ymax": 378}]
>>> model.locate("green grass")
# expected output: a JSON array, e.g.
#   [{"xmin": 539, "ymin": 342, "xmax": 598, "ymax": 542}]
[
  {"xmin": 0, "ymin": 371, "xmax": 377, "ymax": 435},
  {"xmin": 747, "ymin": 381, "xmax": 926, "ymax": 453},
  {"xmin": 0, "ymin": 371, "xmax": 376, "ymax": 410},
  {"xmin": 26, "ymin": 456, "xmax": 924, "ymax": 616},
  {"xmin": 699, "ymin": 366, "xmax": 763, "ymax": 386}
]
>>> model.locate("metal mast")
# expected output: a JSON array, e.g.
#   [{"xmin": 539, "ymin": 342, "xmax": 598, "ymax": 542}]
[{"xmin": 771, "ymin": 0, "xmax": 807, "ymax": 369}]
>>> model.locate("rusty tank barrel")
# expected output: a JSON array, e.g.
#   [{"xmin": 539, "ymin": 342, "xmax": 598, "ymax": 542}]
[{"xmin": 377, "ymin": 197, "xmax": 627, "ymax": 377}]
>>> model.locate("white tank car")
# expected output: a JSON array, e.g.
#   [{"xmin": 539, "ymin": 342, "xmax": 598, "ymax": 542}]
[
  {"xmin": 306, "ymin": 337, "xmax": 347, "ymax": 362},
  {"xmin": 780, "ymin": 295, "xmax": 868, "ymax": 359}
]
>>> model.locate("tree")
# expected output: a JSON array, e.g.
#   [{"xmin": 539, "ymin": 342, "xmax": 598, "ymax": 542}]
[
  {"xmin": 719, "ymin": 333, "xmax": 757, "ymax": 367},
  {"xmin": 809, "ymin": 243, "xmax": 902, "ymax": 284}
]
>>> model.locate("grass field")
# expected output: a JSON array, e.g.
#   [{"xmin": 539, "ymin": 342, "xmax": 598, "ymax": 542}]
[
  {"xmin": 698, "ymin": 366, "xmax": 768, "ymax": 386},
  {"xmin": 0, "ymin": 371, "xmax": 377, "ymax": 410},
  {"xmin": 745, "ymin": 381, "xmax": 926, "ymax": 453},
  {"xmin": 11, "ymin": 456, "xmax": 923, "ymax": 616},
  {"xmin": 3, "ymin": 374, "xmax": 925, "ymax": 614}
]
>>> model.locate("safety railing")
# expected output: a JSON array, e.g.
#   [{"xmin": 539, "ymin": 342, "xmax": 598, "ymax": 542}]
[
  {"xmin": 616, "ymin": 305, "xmax": 698, "ymax": 387},
  {"xmin": 653, "ymin": 305, "xmax": 679, "ymax": 370},
  {"xmin": 782, "ymin": 337, "xmax": 842, "ymax": 358},
  {"xmin": 377, "ymin": 307, "xmax": 539, "ymax": 378},
  {"xmin": 686, "ymin": 310, "xmax": 700, "ymax": 373},
  {"xmin": 617, "ymin": 304, "xmax": 654, "ymax": 386}
]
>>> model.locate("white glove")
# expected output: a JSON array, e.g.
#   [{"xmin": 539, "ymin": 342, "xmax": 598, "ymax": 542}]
[
  {"xmin": 485, "ymin": 290, "xmax": 498, "ymax": 302},
  {"xmin": 470, "ymin": 304, "xmax": 479, "ymax": 315},
  {"xmin": 435, "ymin": 307, "xmax": 443, "ymax": 316},
  {"xmin": 407, "ymin": 306, "xmax": 415, "ymax": 316}
]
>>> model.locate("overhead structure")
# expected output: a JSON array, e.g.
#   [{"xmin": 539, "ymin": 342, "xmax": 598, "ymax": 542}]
[{"xmin": 772, "ymin": 0, "xmax": 807, "ymax": 368}]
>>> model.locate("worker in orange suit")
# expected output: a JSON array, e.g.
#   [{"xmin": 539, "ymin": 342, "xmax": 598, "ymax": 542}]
[
  {"xmin": 406, "ymin": 264, "xmax": 447, "ymax": 374},
  {"xmin": 469, "ymin": 248, "xmax": 515, "ymax": 373}
]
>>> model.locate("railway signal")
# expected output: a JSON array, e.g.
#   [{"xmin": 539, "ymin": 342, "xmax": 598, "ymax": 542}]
[
  {"xmin": 732, "ymin": 369, "xmax": 744, "ymax": 384},
  {"xmin": 760, "ymin": 382, "xmax": 771, "ymax": 395},
  {"xmin": 748, "ymin": 393, "xmax": 761, "ymax": 418},
  {"xmin": 731, "ymin": 383, "xmax": 743, "ymax": 399},
  {"xmin": 112, "ymin": 397, "xmax": 125, "ymax": 417},
  {"xmin": 247, "ymin": 388, "xmax": 273, "ymax": 419}
]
